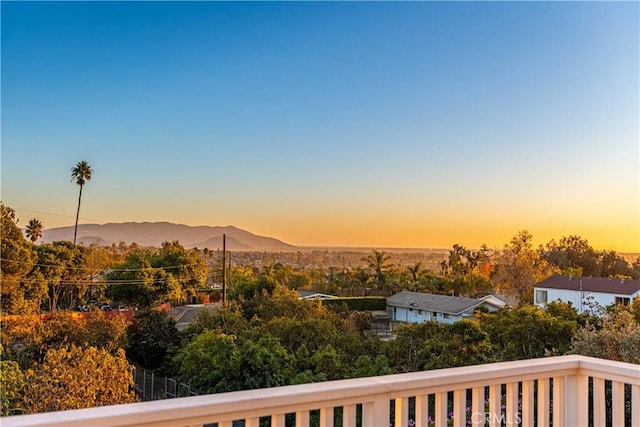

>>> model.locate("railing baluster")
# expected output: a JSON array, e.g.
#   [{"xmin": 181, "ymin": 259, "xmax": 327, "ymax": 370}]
[
  {"xmin": 362, "ymin": 401, "xmax": 374, "ymax": 426},
  {"xmin": 452, "ymin": 389, "xmax": 465, "ymax": 427},
  {"xmin": 363, "ymin": 396, "xmax": 389, "ymax": 427},
  {"xmin": 592, "ymin": 377, "xmax": 606, "ymax": 426},
  {"xmin": 521, "ymin": 380, "xmax": 534, "ymax": 426},
  {"xmin": 488, "ymin": 384, "xmax": 501, "ymax": 427},
  {"xmin": 395, "ymin": 397, "xmax": 409, "ymax": 427},
  {"xmin": 537, "ymin": 378, "xmax": 550, "ymax": 426},
  {"xmin": 632, "ymin": 384, "xmax": 640, "ymax": 427},
  {"xmin": 564, "ymin": 374, "xmax": 588, "ymax": 427},
  {"xmin": 272, "ymin": 414, "xmax": 286, "ymax": 427},
  {"xmin": 320, "ymin": 407, "xmax": 334, "ymax": 427},
  {"xmin": 415, "ymin": 394, "xmax": 429, "ymax": 427},
  {"xmin": 294, "ymin": 410, "xmax": 309, "ymax": 427},
  {"xmin": 611, "ymin": 381, "xmax": 625, "ymax": 427},
  {"xmin": 342, "ymin": 404, "xmax": 356, "ymax": 427},
  {"xmin": 505, "ymin": 382, "xmax": 518, "ymax": 426},
  {"xmin": 552, "ymin": 376, "xmax": 565, "ymax": 426},
  {"xmin": 471, "ymin": 387, "xmax": 484, "ymax": 427},
  {"xmin": 434, "ymin": 391, "xmax": 448, "ymax": 427}
]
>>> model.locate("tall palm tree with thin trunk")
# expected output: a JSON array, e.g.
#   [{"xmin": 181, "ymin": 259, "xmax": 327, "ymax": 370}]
[
  {"xmin": 71, "ymin": 160, "xmax": 93, "ymax": 244},
  {"xmin": 362, "ymin": 250, "xmax": 392, "ymax": 296},
  {"xmin": 25, "ymin": 218, "xmax": 44, "ymax": 243}
]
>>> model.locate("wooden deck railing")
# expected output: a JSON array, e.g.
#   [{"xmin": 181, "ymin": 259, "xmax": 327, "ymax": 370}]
[{"xmin": 4, "ymin": 355, "xmax": 639, "ymax": 427}]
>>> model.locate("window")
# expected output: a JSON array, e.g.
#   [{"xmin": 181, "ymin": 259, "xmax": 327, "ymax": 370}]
[
  {"xmin": 615, "ymin": 297, "xmax": 630, "ymax": 306},
  {"xmin": 535, "ymin": 290, "xmax": 548, "ymax": 304},
  {"xmin": 443, "ymin": 313, "xmax": 450, "ymax": 319}
]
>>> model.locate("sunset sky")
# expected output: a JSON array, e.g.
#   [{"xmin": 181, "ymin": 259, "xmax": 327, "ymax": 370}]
[{"xmin": 2, "ymin": 2, "xmax": 638, "ymax": 252}]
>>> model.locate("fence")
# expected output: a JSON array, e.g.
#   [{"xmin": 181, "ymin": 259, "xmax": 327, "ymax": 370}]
[{"xmin": 133, "ymin": 368, "xmax": 198, "ymax": 401}]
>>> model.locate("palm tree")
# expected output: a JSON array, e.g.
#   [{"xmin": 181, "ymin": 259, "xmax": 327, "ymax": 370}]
[
  {"xmin": 71, "ymin": 160, "xmax": 93, "ymax": 244},
  {"xmin": 25, "ymin": 218, "xmax": 44, "ymax": 243},
  {"xmin": 407, "ymin": 262, "xmax": 423, "ymax": 291},
  {"xmin": 362, "ymin": 250, "xmax": 392, "ymax": 296}
]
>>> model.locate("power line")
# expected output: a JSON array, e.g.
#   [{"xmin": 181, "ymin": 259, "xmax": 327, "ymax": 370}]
[
  {"xmin": 17, "ymin": 272, "xmax": 217, "ymax": 286},
  {"xmin": 12, "ymin": 207, "xmax": 105, "ymax": 223},
  {"xmin": 0, "ymin": 258, "xmax": 204, "ymax": 272}
]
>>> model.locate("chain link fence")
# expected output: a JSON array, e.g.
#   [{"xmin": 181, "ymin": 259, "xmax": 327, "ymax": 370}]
[{"xmin": 133, "ymin": 368, "xmax": 198, "ymax": 401}]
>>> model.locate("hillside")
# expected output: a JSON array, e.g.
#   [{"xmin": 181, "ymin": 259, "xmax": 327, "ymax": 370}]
[{"xmin": 40, "ymin": 222, "xmax": 296, "ymax": 251}]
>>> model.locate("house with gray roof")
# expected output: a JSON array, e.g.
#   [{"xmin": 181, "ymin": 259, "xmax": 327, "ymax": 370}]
[
  {"xmin": 533, "ymin": 275, "xmax": 640, "ymax": 315},
  {"xmin": 386, "ymin": 291, "xmax": 506, "ymax": 324}
]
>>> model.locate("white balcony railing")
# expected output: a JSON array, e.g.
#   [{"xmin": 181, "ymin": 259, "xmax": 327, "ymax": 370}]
[{"xmin": 4, "ymin": 355, "xmax": 639, "ymax": 427}]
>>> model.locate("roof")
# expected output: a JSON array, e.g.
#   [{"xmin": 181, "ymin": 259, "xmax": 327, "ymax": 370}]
[
  {"xmin": 535, "ymin": 276, "xmax": 640, "ymax": 296},
  {"xmin": 297, "ymin": 291, "xmax": 339, "ymax": 300},
  {"xmin": 386, "ymin": 291, "xmax": 485, "ymax": 315},
  {"xmin": 479, "ymin": 294, "xmax": 509, "ymax": 306}
]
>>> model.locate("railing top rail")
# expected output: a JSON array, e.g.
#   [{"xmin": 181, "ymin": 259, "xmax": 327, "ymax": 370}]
[{"xmin": 4, "ymin": 355, "xmax": 638, "ymax": 427}]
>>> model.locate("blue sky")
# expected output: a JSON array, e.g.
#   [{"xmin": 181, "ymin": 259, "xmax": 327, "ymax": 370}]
[{"xmin": 2, "ymin": 1, "xmax": 638, "ymax": 251}]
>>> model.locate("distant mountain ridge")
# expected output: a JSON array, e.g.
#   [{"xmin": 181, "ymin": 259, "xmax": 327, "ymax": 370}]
[{"xmin": 40, "ymin": 222, "xmax": 296, "ymax": 251}]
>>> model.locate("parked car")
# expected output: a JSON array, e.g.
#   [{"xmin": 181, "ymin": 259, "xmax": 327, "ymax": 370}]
[{"xmin": 100, "ymin": 304, "xmax": 112, "ymax": 311}]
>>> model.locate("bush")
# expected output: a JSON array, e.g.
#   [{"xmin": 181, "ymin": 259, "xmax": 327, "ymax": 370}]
[{"xmin": 323, "ymin": 297, "xmax": 386, "ymax": 311}]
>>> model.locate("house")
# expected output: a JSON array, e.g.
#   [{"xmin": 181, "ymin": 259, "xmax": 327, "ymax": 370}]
[
  {"xmin": 386, "ymin": 291, "xmax": 506, "ymax": 324},
  {"xmin": 533, "ymin": 275, "xmax": 640, "ymax": 315},
  {"xmin": 297, "ymin": 290, "xmax": 339, "ymax": 300}
]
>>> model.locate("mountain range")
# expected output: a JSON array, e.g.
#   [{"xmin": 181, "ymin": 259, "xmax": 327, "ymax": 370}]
[{"xmin": 40, "ymin": 222, "xmax": 296, "ymax": 251}]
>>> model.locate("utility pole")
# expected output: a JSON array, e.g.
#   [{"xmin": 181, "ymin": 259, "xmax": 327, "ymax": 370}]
[{"xmin": 222, "ymin": 234, "xmax": 226, "ymax": 305}]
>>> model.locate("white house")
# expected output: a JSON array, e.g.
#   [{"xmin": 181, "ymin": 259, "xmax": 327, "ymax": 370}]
[
  {"xmin": 297, "ymin": 291, "xmax": 339, "ymax": 301},
  {"xmin": 386, "ymin": 291, "xmax": 506, "ymax": 324},
  {"xmin": 533, "ymin": 275, "xmax": 640, "ymax": 315}
]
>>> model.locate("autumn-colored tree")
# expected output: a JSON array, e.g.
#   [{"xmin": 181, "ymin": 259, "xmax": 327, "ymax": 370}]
[
  {"xmin": 493, "ymin": 230, "xmax": 556, "ymax": 302},
  {"xmin": 21, "ymin": 345, "xmax": 136, "ymax": 413}
]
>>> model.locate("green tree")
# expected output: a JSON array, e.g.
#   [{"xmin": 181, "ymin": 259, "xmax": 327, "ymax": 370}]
[
  {"xmin": 541, "ymin": 235, "xmax": 600, "ymax": 277},
  {"xmin": 386, "ymin": 321, "xmax": 492, "ymax": 373},
  {"xmin": 21, "ymin": 345, "xmax": 136, "ymax": 413},
  {"xmin": 571, "ymin": 308, "xmax": 640, "ymax": 364},
  {"xmin": 1, "ymin": 204, "xmax": 39, "ymax": 314},
  {"xmin": 32, "ymin": 241, "xmax": 88, "ymax": 311},
  {"xmin": 0, "ymin": 345, "xmax": 25, "ymax": 416},
  {"xmin": 183, "ymin": 302, "xmax": 249, "ymax": 340},
  {"xmin": 127, "ymin": 309, "xmax": 181, "ymax": 372},
  {"xmin": 24, "ymin": 218, "xmax": 44, "ymax": 243},
  {"xmin": 174, "ymin": 331, "xmax": 239, "ymax": 393},
  {"xmin": 71, "ymin": 160, "xmax": 93, "ymax": 245},
  {"xmin": 153, "ymin": 241, "xmax": 208, "ymax": 302},
  {"xmin": 351, "ymin": 355, "xmax": 393, "ymax": 378},
  {"xmin": 106, "ymin": 242, "xmax": 205, "ymax": 308},
  {"xmin": 598, "ymin": 250, "xmax": 632, "ymax": 278},
  {"xmin": 234, "ymin": 335, "xmax": 294, "ymax": 389},
  {"xmin": 475, "ymin": 305, "xmax": 577, "ymax": 361}
]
